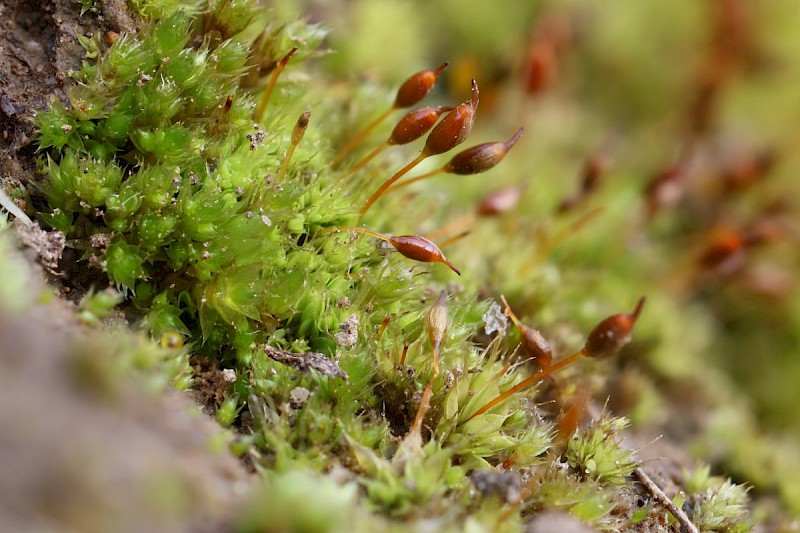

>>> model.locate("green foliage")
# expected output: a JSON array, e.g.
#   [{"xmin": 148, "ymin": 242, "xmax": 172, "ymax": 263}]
[
  {"xmin": 76, "ymin": 0, "xmax": 99, "ymax": 16},
  {"xmin": 36, "ymin": 7, "xmax": 352, "ymax": 360},
  {"xmin": 78, "ymin": 287, "xmax": 124, "ymax": 326},
  {"xmin": 69, "ymin": 328, "xmax": 193, "ymax": 395},
  {"xmin": 565, "ymin": 415, "xmax": 637, "ymax": 485},
  {"xmin": 237, "ymin": 470, "xmax": 375, "ymax": 533},
  {"xmin": 31, "ymin": 0, "xmax": 777, "ymax": 531},
  {"xmin": 684, "ymin": 466, "xmax": 752, "ymax": 532},
  {"xmin": 0, "ymin": 220, "xmax": 191, "ymax": 395},
  {"xmin": 522, "ymin": 460, "xmax": 616, "ymax": 524}
]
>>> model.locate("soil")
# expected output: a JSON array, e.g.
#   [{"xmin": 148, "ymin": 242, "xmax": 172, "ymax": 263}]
[
  {"xmin": 0, "ymin": 0, "xmax": 135, "ymax": 186},
  {"xmin": 191, "ymin": 355, "xmax": 239, "ymax": 414}
]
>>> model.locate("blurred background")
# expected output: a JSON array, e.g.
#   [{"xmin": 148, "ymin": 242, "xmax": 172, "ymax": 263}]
[{"xmin": 273, "ymin": 0, "xmax": 800, "ymax": 511}]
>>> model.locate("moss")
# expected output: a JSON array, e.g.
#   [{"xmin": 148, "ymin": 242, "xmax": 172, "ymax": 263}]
[
  {"xmin": 565, "ymin": 415, "xmax": 637, "ymax": 486},
  {"xmin": 684, "ymin": 466, "xmax": 752, "ymax": 532},
  {"xmin": 20, "ymin": 0, "xmax": 800, "ymax": 530}
]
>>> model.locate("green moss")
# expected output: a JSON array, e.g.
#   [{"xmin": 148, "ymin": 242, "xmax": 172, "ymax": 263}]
[
  {"xmin": 565, "ymin": 416, "xmax": 636, "ymax": 485},
  {"xmin": 77, "ymin": 287, "xmax": 124, "ymax": 326},
  {"xmin": 684, "ymin": 466, "xmax": 752, "ymax": 532},
  {"xmin": 27, "ymin": 0, "xmax": 795, "ymax": 530},
  {"xmin": 237, "ymin": 470, "xmax": 376, "ymax": 533}
]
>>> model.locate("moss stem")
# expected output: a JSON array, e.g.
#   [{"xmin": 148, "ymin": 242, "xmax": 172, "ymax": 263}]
[
  {"xmin": 347, "ymin": 142, "xmax": 390, "ymax": 177},
  {"xmin": 332, "ymin": 107, "xmax": 394, "ymax": 169},
  {"xmin": 359, "ymin": 151, "xmax": 428, "ymax": 216},
  {"xmin": 255, "ymin": 47, "xmax": 298, "ymax": 122},
  {"xmin": 467, "ymin": 350, "xmax": 586, "ymax": 420}
]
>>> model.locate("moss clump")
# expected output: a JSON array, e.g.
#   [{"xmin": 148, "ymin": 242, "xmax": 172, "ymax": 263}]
[
  {"xmin": 35, "ymin": 6, "xmax": 346, "ymax": 362},
  {"xmin": 565, "ymin": 415, "xmax": 637, "ymax": 485},
  {"xmin": 684, "ymin": 466, "xmax": 751, "ymax": 533},
  {"xmin": 25, "ymin": 0, "xmax": 785, "ymax": 531}
]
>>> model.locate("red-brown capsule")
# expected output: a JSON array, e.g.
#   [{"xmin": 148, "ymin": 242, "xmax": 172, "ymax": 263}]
[
  {"xmin": 697, "ymin": 231, "xmax": 743, "ymax": 271},
  {"xmin": 387, "ymin": 235, "xmax": 461, "ymax": 275},
  {"xmin": 500, "ymin": 296, "xmax": 553, "ymax": 367},
  {"xmin": 292, "ymin": 110, "xmax": 311, "ymax": 145},
  {"xmin": 720, "ymin": 150, "xmax": 776, "ymax": 194},
  {"xmin": 644, "ymin": 163, "xmax": 686, "ymax": 218},
  {"xmin": 223, "ymin": 95, "xmax": 233, "ymax": 114},
  {"xmin": 467, "ymin": 298, "xmax": 644, "ymax": 422},
  {"xmin": 277, "ymin": 110, "xmax": 312, "ymax": 182},
  {"xmin": 389, "ymin": 105, "xmax": 454, "ymax": 146},
  {"xmin": 558, "ymin": 152, "xmax": 607, "ymax": 213},
  {"xmin": 329, "ymin": 226, "xmax": 462, "ymax": 275},
  {"xmin": 360, "ymin": 81, "xmax": 480, "ymax": 215},
  {"xmin": 557, "ymin": 384, "xmax": 590, "ymax": 442},
  {"xmin": 278, "ymin": 47, "xmax": 298, "ymax": 68},
  {"xmin": 584, "ymin": 297, "xmax": 646, "ymax": 359},
  {"xmin": 519, "ymin": 326, "xmax": 553, "ymax": 367},
  {"xmin": 476, "ymin": 186, "xmax": 524, "ymax": 217},
  {"xmin": 444, "ymin": 127, "xmax": 524, "ymax": 175},
  {"xmin": 524, "ymin": 40, "xmax": 558, "ymax": 96},
  {"xmin": 579, "ymin": 153, "xmax": 606, "ymax": 194},
  {"xmin": 423, "ymin": 79, "xmax": 480, "ymax": 156},
  {"xmin": 395, "ymin": 62, "xmax": 449, "ymax": 108},
  {"xmin": 741, "ymin": 218, "xmax": 782, "ymax": 248}
]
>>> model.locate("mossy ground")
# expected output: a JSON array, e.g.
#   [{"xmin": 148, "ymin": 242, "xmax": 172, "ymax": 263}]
[{"xmin": 1, "ymin": 1, "xmax": 799, "ymax": 531}]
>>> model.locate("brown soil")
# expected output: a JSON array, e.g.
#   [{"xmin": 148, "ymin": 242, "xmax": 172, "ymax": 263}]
[{"xmin": 0, "ymin": 0, "xmax": 135, "ymax": 185}]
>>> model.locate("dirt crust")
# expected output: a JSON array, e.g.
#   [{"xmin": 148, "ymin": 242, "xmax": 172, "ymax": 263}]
[{"xmin": 0, "ymin": 0, "xmax": 136, "ymax": 187}]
